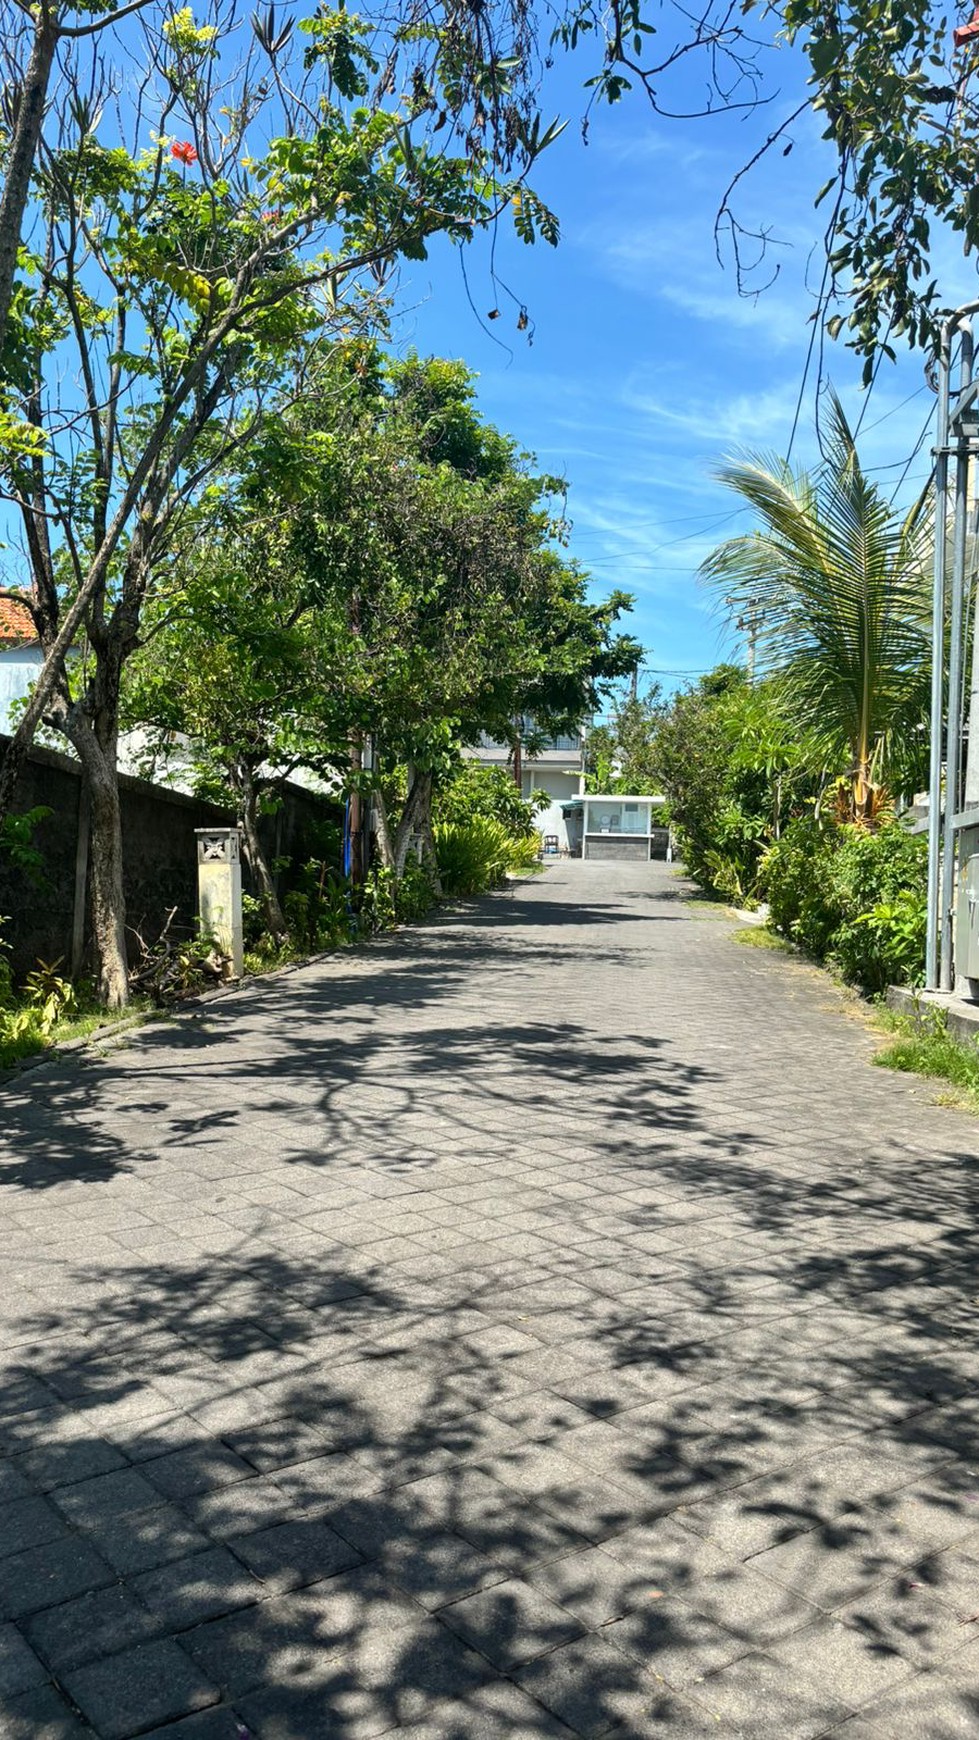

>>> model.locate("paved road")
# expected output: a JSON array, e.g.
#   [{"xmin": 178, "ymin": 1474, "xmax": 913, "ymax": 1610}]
[{"xmin": 2, "ymin": 862, "xmax": 979, "ymax": 1739}]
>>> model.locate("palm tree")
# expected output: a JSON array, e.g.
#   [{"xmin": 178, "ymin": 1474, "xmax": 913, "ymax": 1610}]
[{"xmin": 700, "ymin": 394, "xmax": 931, "ymax": 824}]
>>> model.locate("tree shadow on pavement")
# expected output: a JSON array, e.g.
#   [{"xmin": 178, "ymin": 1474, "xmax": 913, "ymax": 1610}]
[{"xmin": 3, "ymin": 874, "xmax": 979, "ymax": 1734}]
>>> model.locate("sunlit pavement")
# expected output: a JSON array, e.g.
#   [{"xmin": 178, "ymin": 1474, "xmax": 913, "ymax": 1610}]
[{"xmin": 2, "ymin": 862, "xmax": 979, "ymax": 1738}]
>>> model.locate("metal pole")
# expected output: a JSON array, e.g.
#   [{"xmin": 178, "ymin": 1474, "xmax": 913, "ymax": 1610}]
[
  {"xmin": 926, "ymin": 326, "xmax": 950, "ymax": 990},
  {"xmin": 941, "ymin": 319, "xmax": 974, "ymax": 989}
]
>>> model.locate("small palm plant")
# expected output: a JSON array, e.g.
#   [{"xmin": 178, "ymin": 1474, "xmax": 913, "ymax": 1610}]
[{"xmin": 701, "ymin": 394, "xmax": 932, "ymax": 824}]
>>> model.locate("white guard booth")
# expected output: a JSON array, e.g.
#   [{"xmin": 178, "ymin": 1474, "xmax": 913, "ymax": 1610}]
[{"xmin": 575, "ymin": 795, "xmax": 669, "ymax": 862}]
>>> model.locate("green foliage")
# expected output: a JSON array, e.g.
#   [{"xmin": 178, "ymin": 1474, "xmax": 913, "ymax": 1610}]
[
  {"xmin": 504, "ymin": 832, "xmax": 544, "ymax": 874},
  {"xmin": 762, "ymin": 817, "xmax": 841, "ymax": 958},
  {"xmin": 0, "ymin": 950, "xmax": 77, "ymax": 1067},
  {"xmin": 434, "ymin": 817, "xmax": 513, "ymax": 895},
  {"xmin": 361, "ymin": 858, "xmax": 437, "ymax": 930},
  {"xmin": 763, "ymin": 817, "xmax": 927, "ymax": 992},
  {"xmin": 0, "ymin": 808, "xmax": 52, "ymax": 887},
  {"xmin": 284, "ymin": 863, "xmax": 355, "ymax": 952},
  {"xmin": 655, "ymin": 668, "xmax": 816, "ymax": 904},
  {"xmin": 873, "ymin": 1013, "xmax": 979, "ymax": 1110},
  {"xmin": 393, "ymin": 857, "xmax": 438, "ymax": 923},
  {"xmin": 702, "ymin": 396, "xmax": 931, "ymax": 816},
  {"xmin": 757, "ymin": 0, "xmax": 975, "ymax": 367},
  {"xmin": 585, "ymin": 683, "xmax": 662, "ymax": 794},
  {"xmin": 435, "ymin": 764, "xmax": 545, "ymax": 837}
]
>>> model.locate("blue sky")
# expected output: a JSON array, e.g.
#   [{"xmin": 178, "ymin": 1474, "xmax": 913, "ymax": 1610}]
[{"xmin": 393, "ymin": 34, "xmax": 979, "ymax": 699}]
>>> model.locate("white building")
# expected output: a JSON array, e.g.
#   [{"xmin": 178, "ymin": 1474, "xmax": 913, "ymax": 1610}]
[
  {"xmin": 467, "ymin": 729, "xmax": 585, "ymax": 852},
  {"xmin": 0, "ymin": 597, "xmax": 42, "ymax": 732},
  {"xmin": 563, "ymin": 793, "xmax": 670, "ymax": 861}
]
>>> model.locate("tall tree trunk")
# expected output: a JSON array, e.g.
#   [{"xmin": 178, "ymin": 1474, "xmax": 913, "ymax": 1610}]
[
  {"xmin": 0, "ymin": 14, "xmax": 58, "ymax": 354},
  {"xmin": 372, "ymin": 786, "xmax": 395, "ymax": 870},
  {"xmin": 64, "ymin": 715, "xmax": 128, "ymax": 1008},
  {"xmin": 416, "ymin": 778, "xmax": 443, "ymax": 898},
  {"xmin": 393, "ymin": 765, "xmax": 428, "ymax": 876},
  {"xmin": 238, "ymin": 765, "xmax": 287, "ymax": 942},
  {"xmin": 348, "ymin": 731, "xmax": 364, "ymax": 885}
]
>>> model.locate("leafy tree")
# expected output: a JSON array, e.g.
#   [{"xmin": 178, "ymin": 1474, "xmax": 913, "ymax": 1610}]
[
  {"xmin": 434, "ymin": 764, "xmax": 547, "ymax": 838},
  {"xmin": 0, "ymin": 1, "xmax": 571, "ymax": 1003},
  {"xmin": 125, "ymin": 510, "xmax": 353, "ymax": 942},
  {"xmin": 585, "ymin": 681, "xmax": 663, "ymax": 793},
  {"xmin": 561, "ymin": 0, "xmax": 979, "ymax": 365},
  {"xmin": 701, "ymin": 395, "xmax": 931, "ymax": 825},
  {"xmin": 654, "ymin": 667, "xmax": 820, "ymax": 902},
  {"xmin": 0, "ymin": 0, "xmax": 159, "ymax": 356}
]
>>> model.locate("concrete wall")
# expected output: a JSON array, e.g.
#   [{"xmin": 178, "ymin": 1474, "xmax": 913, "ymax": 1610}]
[
  {"xmin": 0, "ymin": 647, "xmax": 42, "ymax": 734},
  {"xmin": 521, "ymin": 769, "xmax": 580, "ymax": 850},
  {"xmin": 0, "ymin": 735, "xmax": 341, "ymax": 980},
  {"xmin": 583, "ymin": 836, "xmax": 651, "ymax": 862}
]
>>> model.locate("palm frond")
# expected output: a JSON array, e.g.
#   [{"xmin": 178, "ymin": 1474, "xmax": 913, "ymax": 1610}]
[{"xmin": 700, "ymin": 397, "xmax": 931, "ymax": 796}]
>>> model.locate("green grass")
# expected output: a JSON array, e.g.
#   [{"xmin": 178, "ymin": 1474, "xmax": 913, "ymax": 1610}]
[
  {"xmin": 0, "ymin": 998, "xmax": 152, "ymax": 1072},
  {"xmin": 731, "ymin": 925, "xmax": 794, "ymax": 952},
  {"xmin": 872, "ymin": 1012, "xmax": 979, "ymax": 1110}
]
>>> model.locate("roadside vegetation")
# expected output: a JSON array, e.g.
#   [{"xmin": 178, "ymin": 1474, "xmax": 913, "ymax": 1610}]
[
  {"xmin": 871, "ymin": 1008, "xmax": 979, "ymax": 1114},
  {"xmin": 0, "ymin": 0, "xmax": 972, "ymax": 1048},
  {"xmin": 638, "ymin": 402, "xmax": 932, "ymax": 1003}
]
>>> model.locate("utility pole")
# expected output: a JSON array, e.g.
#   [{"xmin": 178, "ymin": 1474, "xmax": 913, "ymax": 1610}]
[
  {"xmin": 736, "ymin": 603, "xmax": 758, "ymax": 681},
  {"xmin": 512, "ymin": 716, "xmax": 523, "ymax": 792}
]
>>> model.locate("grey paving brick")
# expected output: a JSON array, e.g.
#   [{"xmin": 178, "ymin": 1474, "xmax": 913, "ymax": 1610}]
[
  {"xmin": 137, "ymin": 1709, "xmax": 246, "ymax": 1740},
  {"xmin": 50, "ymin": 1467, "xmax": 164, "ymax": 1528},
  {"xmin": 437, "ymin": 1575, "xmax": 584, "ymax": 1669},
  {"xmin": 228, "ymin": 1518, "xmax": 363, "ymax": 1593},
  {"xmin": 13, "ymin": 1439, "xmax": 129, "ymax": 1492},
  {"xmin": 0, "ymin": 1681, "xmax": 95, "ymax": 1738},
  {"xmin": 749, "ymin": 1517, "xmax": 908, "ymax": 1612},
  {"xmin": 182, "ymin": 1564, "xmax": 420, "ymax": 1696},
  {"xmin": 0, "ymin": 1621, "xmax": 47, "ymax": 1695},
  {"xmin": 679, "ymin": 1562, "xmax": 824, "ymax": 1645},
  {"xmin": 133, "ymin": 1545, "xmax": 264, "ymax": 1628},
  {"xmin": 0, "ymin": 1461, "xmax": 36, "ymax": 1504},
  {"xmin": 856, "ymin": 1666, "xmax": 979, "ymax": 1736},
  {"xmin": 694, "ymin": 1650, "xmax": 851, "ymax": 1736},
  {"xmin": 6, "ymin": 864, "xmax": 979, "ymax": 1736},
  {"xmin": 601, "ymin": 1597, "xmax": 749, "ymax": 1687},
  {"xmin": 515, "ymin": 1632, "xmax": 710, "ymax": 1738},
  {"xmin": 393, "ymin": 1678, "xmax": 581, "ymax": 1737},
  {"xmin": 142, "ymin": 1441, "xmax": 255, "ymax": 1500},
  {"xmin": 76, "ymin": 1500, "xmax": 211, "ymax": 1575},
  {"xmin": 0, "ymin": 1494, "xmax": 69, "ymax": 1556},
  {"xmin": 62, "ymin": 1636, "xmax": 218, "ymax": 1739},
  {"xmin": 0, "ymin": 1535, "xmax": 114, "ymax": 1619},
  {"xmin": 235, "ymin": 1616, "xmax": 492, "ymax": 1736},
  {"xmin": 22, "ymin": 1583, "xmax": 160, "ymax": 1672},
  {"xmin": 524, "ymin": 1544, "xmax": 650, "ymax": 1628},
  {"xmin": 772, "ymin": 1617, "xmax": 920, "ymax": 1708}
]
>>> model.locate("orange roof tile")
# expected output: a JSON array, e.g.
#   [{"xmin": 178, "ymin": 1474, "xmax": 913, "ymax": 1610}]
[{"xmin": 0, "ymin": 596, "xmax": 36, "ymax": 645}]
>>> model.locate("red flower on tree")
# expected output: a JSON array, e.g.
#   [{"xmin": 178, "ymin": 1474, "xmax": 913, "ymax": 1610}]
[{"xmin": 171, "ymin": 142, "xmax": 198, "ymax": 165}]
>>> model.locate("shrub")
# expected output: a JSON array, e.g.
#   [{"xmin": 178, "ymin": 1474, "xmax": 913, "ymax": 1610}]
[
  {"xmin": 434, "ymin": 817, "xmax": 511, "ymax": 895},
  {"xmin": 0, "ymin": 954, "xmax": 77, "ymax": 1068},
  {"xmin": 360, "ymin": 859, "xmax": 437, "ymax": 932},
  {"xmin": 435, "ymin": 764, "xmax": 545, "ymax": 838},
  {"xmin": 504, "ymin": 832, "xmax": 543, "ymax": 874},
  {"xmin": 762, "ymin": 817, "xmax": 841, "ymax": 958},
  {"xmin": 762, "ymin": 816, "xmax": 926, "ymax": 991},
  {"xmin": 395, "ymin": 856, "xmax": 437, "ymax": 922},
  {"xmin": 828, "ymin": 825, "xmax": 927, "ymax": 992}
]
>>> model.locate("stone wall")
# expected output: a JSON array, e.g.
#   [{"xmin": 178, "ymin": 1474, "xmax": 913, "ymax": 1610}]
[{"xmin": 0, "ymin": 736, "xmax": 342, "ymax": 979}]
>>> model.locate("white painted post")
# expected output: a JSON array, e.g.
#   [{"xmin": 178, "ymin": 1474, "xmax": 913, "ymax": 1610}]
[{"xmin": 195, "ymin": 827, "xmax": 244, "ymax": 980}]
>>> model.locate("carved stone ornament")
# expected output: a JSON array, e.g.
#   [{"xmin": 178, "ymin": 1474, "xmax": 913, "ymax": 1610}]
[{"xmin": 195, "ymin": 828, "xmax": 242, "ymax": 865}]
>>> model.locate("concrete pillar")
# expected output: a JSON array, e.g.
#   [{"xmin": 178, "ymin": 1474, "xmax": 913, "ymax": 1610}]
[{"xmin": 195, "ymin": 827, "xmax": 243, "ymax": 980}]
